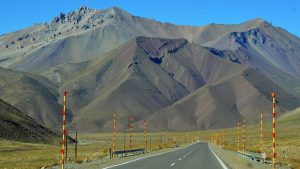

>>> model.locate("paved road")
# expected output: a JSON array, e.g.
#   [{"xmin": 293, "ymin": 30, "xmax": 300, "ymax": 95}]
[{"xmin": 104, "ymin": 142, "xmax": 227, "ymax": 169}]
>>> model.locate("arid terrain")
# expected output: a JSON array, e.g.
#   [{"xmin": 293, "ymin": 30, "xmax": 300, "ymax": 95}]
[
  {"xmin": 0, "ymin": 6, "xmax": 300, "ymax": 131},
  {"xmin": 0, "ymin": 5, "xmax": 300, "ymax": 169}
]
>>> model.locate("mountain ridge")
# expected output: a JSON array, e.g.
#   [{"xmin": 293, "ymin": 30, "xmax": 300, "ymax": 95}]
[{"xmin": 0, "ymin": 6, "xmax": 299, "ymax": 131}]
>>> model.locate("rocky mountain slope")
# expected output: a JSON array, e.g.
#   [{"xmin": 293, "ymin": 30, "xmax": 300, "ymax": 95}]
[
  {"xmin": 0, "ymin": 99, "xmax": 59, "ymax": 143},
  {"xmin": 0, "ymin": 6, "xmax": 299, "ymax": 131},
  {"xmin": 0, "ymin": 7, "xmax": 270, "ymax": 72},
  {"xmin": 0, "ymin": 67, "xmax": 72, "ymax": 129}
]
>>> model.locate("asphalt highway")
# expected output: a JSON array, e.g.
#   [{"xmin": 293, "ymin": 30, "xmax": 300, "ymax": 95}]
[{"xmin": 104, "ymin": 142, "xmax": 227, "ymax": 169}]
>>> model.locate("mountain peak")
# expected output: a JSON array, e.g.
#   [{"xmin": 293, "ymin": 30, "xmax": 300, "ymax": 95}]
[
  {"xmin": 107, "ymin": 6, "xmax": 132, "ymax": 18},
  {"xmin": 250, "ymin": 18, "xmax": 267, "ymax": 23},
  {"xmin": 243, "ymin": 18, "xmax": 269, "ymax": 27},
  {"xmin": 78, "ymin": 5, "xmax": 90, "ymax": 12},
  {"xmin": 50, "ymin": 6, "xmax": 93, "ymax": 24},
  {"xmin": 111, "ymin": 6, "xmax": 123, "ymax": 11},
  {"xmin": 241, "ymin": 18, "xmax": 271, "ymax": 30}
]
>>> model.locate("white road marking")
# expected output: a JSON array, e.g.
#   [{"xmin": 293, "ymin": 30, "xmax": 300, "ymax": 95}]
[
  {"xmin": 103, "ymin": 142, "xmax": 198, "ymax": 169},
  {"xmin": 178, "ymin": 158, "xmax": 182, "ymax": 161},
  {"xmin": 170, "ymin": 163, "xmax": 175, "ymax": 166},
  {"xmin": 208, "ymin": 144, "xmax": 229, "ymax": 169}
]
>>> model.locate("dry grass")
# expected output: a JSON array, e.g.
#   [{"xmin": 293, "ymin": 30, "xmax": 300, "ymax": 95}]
[
  {"xmin": 191, "ymin": 109, "xmax": 300, "ymax": 169},
  {"xmin": 0, "ymin": 131, "xmax": 192, "ymax": 169},
  {"xmin": 1, "ymin": 110, "xmax": 299, "ymax": 169}
]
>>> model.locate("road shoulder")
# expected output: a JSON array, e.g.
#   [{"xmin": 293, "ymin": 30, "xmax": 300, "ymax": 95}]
[{"xmin": 209, "ymin": 143, "xmax": 274, "ymax": 169}]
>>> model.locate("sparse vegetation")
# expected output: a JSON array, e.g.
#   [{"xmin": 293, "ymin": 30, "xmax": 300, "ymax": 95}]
[{"xmin": 1, "ymin": 108, "xmax": 299, "ymax": 169}]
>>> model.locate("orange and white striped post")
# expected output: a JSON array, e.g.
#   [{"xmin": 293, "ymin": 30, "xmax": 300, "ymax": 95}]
[
  {"xmin": 129, "ymin": 114, "xmax": 133, "ymax": 148},
  {"xmin": 260, "ymin": 112, "xmax": 263, "ymax": 153},
  {"xmin": 237, "ymin": 122, "xmax": 240, "ymax": 151},
  {"xmin": 61, "ymin": 91, "xmax": 67, "ymax": 169},
  {"xmin": 243, "ymin": 115, "xmax": 246, "ymax": 151},
  {"xmin": 112, "ymin": 112, "xmax": 116, "ymax": 158},
  {"xmin": 272, "ymin": 92, "xmax": 276, "ymax": 169},
  {"xmin": 143, "ymin": 120, "xmax": 147, "ymax": 150},
  {"xmin": 223, "ymin": 130, "xmax": 225, "ymax": 147}
]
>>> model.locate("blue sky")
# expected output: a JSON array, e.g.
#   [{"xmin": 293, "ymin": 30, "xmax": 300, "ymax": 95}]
[{"xmin": 1, "ymin": 0, "xmax": 299, "ymax": 37}]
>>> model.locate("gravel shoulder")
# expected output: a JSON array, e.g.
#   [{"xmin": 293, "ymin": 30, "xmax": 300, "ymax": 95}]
[
  {"xmin": 48, "ymin": 142, "xmax": 292, "ymax": 169},
  {"xmin": 209, "ymin": 143, "xmax": 291, "ymax": 169},
  {"xmin": 47, "ymin": 144, "xmax": 189, "ymax": 169}
]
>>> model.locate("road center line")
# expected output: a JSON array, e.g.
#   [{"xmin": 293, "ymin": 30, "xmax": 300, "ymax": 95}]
[{"xmin": 103, "ymin": 142, "xmax": 198, "ymax": 169}]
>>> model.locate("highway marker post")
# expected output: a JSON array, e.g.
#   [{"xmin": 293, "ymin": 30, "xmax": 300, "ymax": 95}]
[
  {"xmin": 260, "ymin": 112, "xmax": 263, "ymax": 153},
  {"xmin": 112, "ymin": 112, "xmax": 116, "ymax": 158},
  {"xmin": 243, "ymin": 115, "xmax": 246, "ymax": 151},
  {"xmin": 75, "ymin": 131, "xmax": 77, "ymax": 160},
  {"xmin": 60, "ymin": 91, "xmax": 67, "ymax": 169},
  {"xmin": 143, "ymin": 120, "xmax": 147, "ymax": 150},
  {"xmin": 123, "ymin": 131, "xmax": 126, "ymax": 151},
  {"xmin": 149, "ymin": 137, "xmax": 151, "ymax": 151},
  {"xmin": 237, "ymin": 122, "xmax": 240, "ymax": 151},
  {"xmin": 129, "ymin": 114, "xmax": 133, "ymax": 148},
  {"xmin": 65, "ymin": 136, "xmax": 68, "ymax": 161},
  {"xmin": 272, "ymin": 92, "xmax": 276, "ymax": 169},
  {"xmin": 222, "ymin": 130, "xmax": 225, "ymax": 148}
]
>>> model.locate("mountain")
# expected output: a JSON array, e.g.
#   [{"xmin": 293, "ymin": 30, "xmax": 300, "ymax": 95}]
[
  {"xmin": 204, "ymin": 21, "xmax": 300, "ymax": 95},
  {"xmin": 0, "ymin": 67, "xmax": 72, "ymax": 129},
  {"xmin": 0, "ymin": 6, "xmax": 299, "ymax": 131},
  {"xmin": 0, "ymin": 99, "xmax": 59, "ymax": 143},
  {"xmin": 148, "ymin": 68, "xmax": 300, "ymax": 130},
  {"xmin": 61, "ymin": 36, "xmax": 298, "ymax": 131},
  {"xmin": 0, "ymin": 7, "xmax": 270, "ymax": 73},
  {"xmin": 279, "ymin": 107, "xmax": 300, "ymax": 123}
]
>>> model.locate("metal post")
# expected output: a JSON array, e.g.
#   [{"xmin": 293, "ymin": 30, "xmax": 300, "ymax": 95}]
[
  {"xmin": 243, "ymin": 115, "xmax": 246, "ymax": 151},
  {"xmin": 146, "ymin": 136, "xmax": 148, "ymax": 152},
  {"xmin": 129, "ymin": 114, "xmax": 133, "ymax": 148},
  {"xmin": 112, "ymin": 112, "xmax": 116, "ymax": 158},
  {"xmin": 75, "ymin": 131, "xmax": 77, "ymax": 160},
  {"xmin": 149, "ymin": 137, "xmax": 151, "ymax": 151},
  {"xmin": 223, "ymin": 130, "xmax": 225, "ymax": 147},
  {"xmin": 143, "ymin": 120, "xmax": 146, "ymax": 150},
  {"xmin": 272, "ymin": 92, "xmax": 276, "ymax": 169},
  {"xmin": 123, "ymin": 132, "xmax": 126, "ymax": 151},
  {"xmin": 61, "ymin": 91, "xmax": 67, "ymax": 169},
  {"xmin": 260, "ymin": 112, "xmax": 263, "ymax": 153},
  {"xmin": 65, "ymin": 137, "xmax": 68, "ymax": 161},
  {"xmin": 237, "ymin": 122, "xmax": 240, "ymax": 151}
]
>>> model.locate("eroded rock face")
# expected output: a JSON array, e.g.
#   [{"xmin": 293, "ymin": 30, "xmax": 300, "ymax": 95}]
[
  {"xmin": 134, "ymin": 37, "xmax": 189, "ymax": 65},
  {"xmin": 1, "ymin": 6, "xmax": 300, "ymax": 131},
  {"xmin": 231, "ymin": 28, "xmax": 268, "ymax": 48}
]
